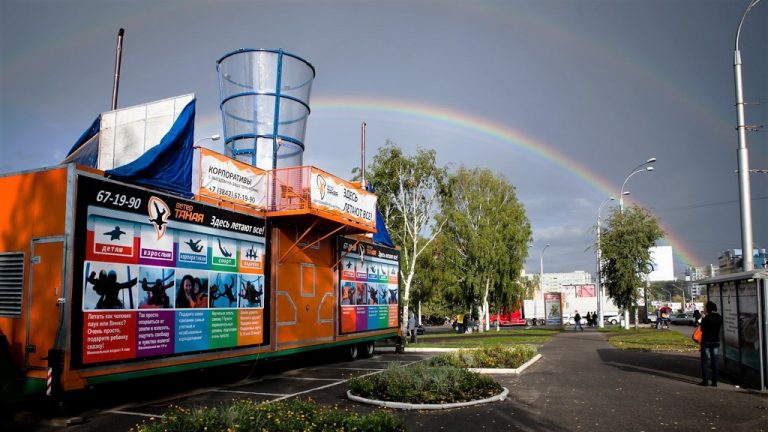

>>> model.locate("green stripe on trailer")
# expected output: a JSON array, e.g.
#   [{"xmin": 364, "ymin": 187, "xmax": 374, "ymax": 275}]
[
  {"xmin": 0, "ymin": 377, "xmax": 47, "ymax": 403},
  {"xmin": 87, "ymin": 333, "xmax": 397, "ymax": 385}
]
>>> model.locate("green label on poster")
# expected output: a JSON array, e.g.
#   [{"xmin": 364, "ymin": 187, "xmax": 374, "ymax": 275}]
[{"xmin": 209, "ymin": 310, "xmax": 238, "ymax": 348}]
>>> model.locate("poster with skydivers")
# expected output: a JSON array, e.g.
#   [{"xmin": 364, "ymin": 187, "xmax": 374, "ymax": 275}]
[
  {"xmin": 72, "ymin": 174, "xmax": 268, "ymax": 367},
  {"xmin": 337, "ymin": 236, "xmax": 400, "ymax": 335}
]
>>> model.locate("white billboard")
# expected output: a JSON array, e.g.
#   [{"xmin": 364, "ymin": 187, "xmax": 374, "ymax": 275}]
[{"xmin": 648, "ymin": 246, "xmax": 674, "ymax": 282}]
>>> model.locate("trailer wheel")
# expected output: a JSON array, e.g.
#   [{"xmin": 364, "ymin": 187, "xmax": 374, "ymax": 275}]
[
  {"xmin": 346, "ymin": 344, "xmax": 359, "ymax": 360},
  {"xmin": 359, "ymin": 341, "xmax": 375, "ymax": 358}
]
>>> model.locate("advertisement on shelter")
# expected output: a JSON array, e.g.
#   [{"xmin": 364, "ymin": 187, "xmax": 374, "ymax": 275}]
[
  {"xmin": 721, "ymin": 282, "xmax": 739, "ymax": 362},
  {"xmin": 338, "ymin": 237, "xmax": 399, "ymax": 334},
  {"xmin": 73, "ymin": 174, "xmax": 267, "ymax": 367}
]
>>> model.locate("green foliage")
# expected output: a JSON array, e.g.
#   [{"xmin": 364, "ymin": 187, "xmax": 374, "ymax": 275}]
[
  {"xmin": 437, "ymin": 166, "xmax": 531, "ymax": 312},
  {"xmin": 361, "ymin": 141, "xmax": 448, "ymax": 333},
  {"xmin": 428, "ymin": 345, "xmax": 537, "ymax": 369},
  {"xmin": 606, "ymin": 328, "xmax": 699, "ymax": 351},
  {"xmin": 133, "ymin": 398, "xmax": 405, "ymax": 432},
  {"xmin": 599, "ymin": 206, "xmax": 664, "ymax": 310},
  {"xmin": 348, "ymin": 363, "xmax": 502, "ymax": 404}
]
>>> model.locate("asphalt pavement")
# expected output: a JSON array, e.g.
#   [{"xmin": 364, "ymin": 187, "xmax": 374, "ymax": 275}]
[
  {"xmin": 387, "ymin": 327, "xmax": 767, "ymax": 432},
  {"xmin": 7, "ymin": 327, "xmax": 767, "ymax": 432}
]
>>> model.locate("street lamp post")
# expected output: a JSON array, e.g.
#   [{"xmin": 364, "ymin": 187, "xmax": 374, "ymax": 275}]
[
  {"xmin": 193, "ymin": 134, "xmax": 222, "ymax": 147},
  {"xmin": 733, "ymin": 0, "xmax": 761, "ymax": 271},
  {"xmin": 620, "ymin": 158, "xmax": 656, "ymax": 212},
  {"xmin": 596, "ymin": 194, "xmax": 627, "ymax": 328},
  {"xmin": 539, "ymin": 244, "xmax": 550, "ymax": 326}
]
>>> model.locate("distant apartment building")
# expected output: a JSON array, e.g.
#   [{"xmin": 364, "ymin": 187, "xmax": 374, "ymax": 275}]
[
  {"xmin": 718, "ymin": 249, "xmax": 768, "ymax": 275},
  {"xmin": 687, "ymin": 264, "xmax": 718, "ymax": 297}
]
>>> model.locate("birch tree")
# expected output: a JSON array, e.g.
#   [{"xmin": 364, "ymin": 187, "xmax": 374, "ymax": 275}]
[
  {"xmin": 364, "ymin": 142, "xmax": 447, "ymax": 339},
  {"xmin": 438, "ymin": 167, "xmax": 531, "ymax": 331}
]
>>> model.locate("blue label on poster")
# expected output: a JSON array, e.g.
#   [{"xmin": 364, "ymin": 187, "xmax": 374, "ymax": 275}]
[{"xmin": 175, "ymin": 310, "xmax": 209, "ymax": 353}]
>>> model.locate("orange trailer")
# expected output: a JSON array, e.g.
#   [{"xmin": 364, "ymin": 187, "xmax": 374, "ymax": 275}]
[{"xmin": 0, "ymin": 164, "xmax": 400, "ymax": 402}]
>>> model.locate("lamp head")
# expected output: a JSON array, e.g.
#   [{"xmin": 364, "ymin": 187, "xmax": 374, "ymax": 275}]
[
  {"xmin": 646, "ymin": 157, "xmax": 657, "ymax": 164},
  {"xmin": 646, "ymin": 166, "xmax": 654, "ymax": 172},
  {"xmin": 211, "ymin": 134, "xmax": 221, "ymax": 141},
  {"xmin": 622, "ymin": 191, "xmax": 631, "ymax": 196}
]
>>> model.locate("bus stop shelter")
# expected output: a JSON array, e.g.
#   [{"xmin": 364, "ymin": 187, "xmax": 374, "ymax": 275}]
[{"xmin": 702, "ymin": 270, "xmax": 767, "ymax": 391}]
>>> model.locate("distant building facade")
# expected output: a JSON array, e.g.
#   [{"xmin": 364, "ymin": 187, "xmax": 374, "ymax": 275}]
[{"xmin": 718, "ymin": 249, "xmax": 768, "ymax": 275}]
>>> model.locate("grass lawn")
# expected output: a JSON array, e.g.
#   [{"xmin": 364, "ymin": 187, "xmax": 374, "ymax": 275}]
[
  {"xmin": 601, "ymin": 328, "xmax": 699, "ymax": 351},
  {"xmin": 413, "ymin": 328, "xmax": 559, "ymax": 348}
]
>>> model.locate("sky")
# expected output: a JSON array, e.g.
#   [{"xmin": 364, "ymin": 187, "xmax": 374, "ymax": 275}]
[{"xmin": 1, "ymin": 0, "xmax": 766, "ymax": 278}]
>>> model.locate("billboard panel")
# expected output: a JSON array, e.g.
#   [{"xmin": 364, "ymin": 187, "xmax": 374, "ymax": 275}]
[
  {"xmin": 338, "ymin": 237, "xmax": 399, "ymax": 334},
  {"xmin": 310, "ymin": 168, "xmax": 376, "ymax": 229},
  {"xmin": 648, "ymin": 246, "xmax": 674, "ymax": 282},
  {"xmin": 72, "ymin": 174, "xmax": 267, "ymax": 367},
  {"xmin": 198, "ymin": 148, "xmax": 267, "ymax": 208}
]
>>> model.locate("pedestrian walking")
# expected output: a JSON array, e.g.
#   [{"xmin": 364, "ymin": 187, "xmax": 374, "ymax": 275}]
[
  {"xmin": 698, "ymin": 301, "xmax": 722, "ymax": 387},
  {"xmin": 574, "ymin": 310, "xmax": 584, "ymax": 332},
  {"xmin": 407, "ymin": 312, "xmax": 417, "ymax": 343}
]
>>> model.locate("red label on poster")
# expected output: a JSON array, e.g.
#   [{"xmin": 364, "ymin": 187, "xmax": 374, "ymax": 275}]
[
  {"xmin": 82, "ymin": 311, "xmax": 136, "ymax": 364},
  {"xmin": 340, "ymin": 307, "xmax": 356, "ymax": 333}
]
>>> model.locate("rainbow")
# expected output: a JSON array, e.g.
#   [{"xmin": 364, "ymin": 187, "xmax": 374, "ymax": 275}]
[{"xmin": 197, "ymin": 96, "xmax": 702, "ymax": 269}]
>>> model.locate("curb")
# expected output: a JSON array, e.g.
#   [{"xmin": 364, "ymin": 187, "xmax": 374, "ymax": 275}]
[
  {"xmin": 468, "ymin": 353, "xmax": 542, "ymax": 374},
  {"xmin": 347, "ymin": 387, "xmax": 509, "ymax": 410}
]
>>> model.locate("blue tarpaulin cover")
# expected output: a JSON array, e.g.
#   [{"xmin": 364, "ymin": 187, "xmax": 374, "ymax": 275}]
[
  {"xmin": 64, "ymin": 115, "xmax": 101, "ymax": 167},
  {"xmin": 367, "ymin": 183, "xmax": 395, "ymax": 247},
  {"xmin": 105, "ymin": 99, "xmax": 196, "ymax": 197}
]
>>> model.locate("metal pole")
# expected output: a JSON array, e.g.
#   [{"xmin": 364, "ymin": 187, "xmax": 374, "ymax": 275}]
[
  {"xmin": 111, "ymin": 28, "xmax": 125, "ymax": 111},
  {"xmin": 361, "ymin": 122, "xmax": 367, "ymax": 189},
  {"xmin": 733, "ymin": 0, "xmax": 761, "ymax": 271},
  {"xmin": 597, "ymin": 197, "xmax": 615, "ymax": 328},
  {"xmin": 540, "ymin": 244, "xmax": 550, "ymax": 325}
]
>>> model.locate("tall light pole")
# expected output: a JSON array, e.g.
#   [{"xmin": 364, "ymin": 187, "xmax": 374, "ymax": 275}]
[
  {"xmin": 596, "ymin": 194, "xmax": 627, "ymax": 328},
  {"xmin": 194, "ymin": 134, "xmax": 222, "ymax": 147},
  {"xmin": 539, "ymin": 243, "xmax": 550, "ymax": 325},
  {"xmin": 733, "ymin": 0, "xmax": 761, "ymax": 271},
  {"xmin": 620, "ymin": 158, "xmax": 656, "ymax": 212}
]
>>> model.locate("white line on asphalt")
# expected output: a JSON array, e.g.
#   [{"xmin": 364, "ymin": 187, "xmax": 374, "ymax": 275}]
[
  {"xmin": 107, "ymin": 410, "xmax": 165, "ymax": 418},
  {"xmin": 212, "ymin": 389, "xmax": 289, "ymax": 396},
  {"xmin": 280, "ymin": 376, "xmax": 342, "ymax": 381}
]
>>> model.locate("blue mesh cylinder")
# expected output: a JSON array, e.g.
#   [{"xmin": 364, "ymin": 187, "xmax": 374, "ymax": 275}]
[{"xmin": 216, "ymin": 49, "xmax": 315, "ymax": 169}]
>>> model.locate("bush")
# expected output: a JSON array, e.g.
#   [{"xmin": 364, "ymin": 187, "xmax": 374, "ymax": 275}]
[
  {"xmin": 132, "ymin": 398, "xmax": 405, "ymax": 432},
  {"xmin": 348, "ymin": 363, "xmax": 502, "ymax": 404},
  {"xmin": 428, "ymin": 344, "xmax": 537, "ymax": 369}
]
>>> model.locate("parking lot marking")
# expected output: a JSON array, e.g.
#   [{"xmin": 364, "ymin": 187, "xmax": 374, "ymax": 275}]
[
  {"xmin": 280, "ymin": 376, "xmax": 342, "ymax": 381},
  {"xmin": 107, "ymin": 409, "xmax": 164, "ymax": 419},
  {"xmin": 212, "ymin": 389, "xmax": 289, "ymax": 396}
]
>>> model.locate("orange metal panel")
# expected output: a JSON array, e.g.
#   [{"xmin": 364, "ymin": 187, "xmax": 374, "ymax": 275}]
[
  {"xmin": 0, "ymin": 167, "xmax": 69, "ymax": 372},
  {"xmin": 274, "ymin": 225, "xmax": 336, "ymax": 348}
]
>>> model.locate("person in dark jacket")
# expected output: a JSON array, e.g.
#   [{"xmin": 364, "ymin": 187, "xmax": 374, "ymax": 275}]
[{"xmin": 699, "ymin": 301, "xmax": 723, "ymax": 386}]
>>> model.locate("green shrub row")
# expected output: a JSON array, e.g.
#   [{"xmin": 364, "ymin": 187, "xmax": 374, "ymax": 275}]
[
  {"xmin": 132, "ymin": 399, "xmax": 405, "ymax": 432},
  {"xmin": 428, "ymin": 344, "xmax": 537, "ymax": 369},
  {"xmin": 348, "ymin": 363, "xmax": 502, "ymax": 404}
]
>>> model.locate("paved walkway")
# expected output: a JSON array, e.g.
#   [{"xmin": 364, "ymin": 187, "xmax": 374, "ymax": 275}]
[{"xmin": 390, "ymin": 329, "xmax": 768, "ymax": 432}]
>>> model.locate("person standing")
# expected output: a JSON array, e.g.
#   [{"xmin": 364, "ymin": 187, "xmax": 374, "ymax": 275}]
[
  {"xmin": 699, "ymin": 301, "xmax": 723, "ymax": 387},
  {"xmin": 574, "ymin": 310, "xmax": 583, "ymax": 332},
  {"xmin": 693, "ymin": 308, "xmax": 701, "ymax": 326}
]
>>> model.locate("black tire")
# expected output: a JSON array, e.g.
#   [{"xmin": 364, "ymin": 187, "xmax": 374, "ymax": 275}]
[
  {"xmin": 359, "ymin": 341, "xmax": 375, "ymax": 358},
  {"xmin": 346, "ymin": 344, "xmax": 359, "ymax": 360}
]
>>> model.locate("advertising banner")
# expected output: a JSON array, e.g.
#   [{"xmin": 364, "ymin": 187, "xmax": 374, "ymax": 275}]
[
  {"xmin": 721, "ymin": 282, "xmax": 739, "ymax": 362},
  {"xmin": 737, "ymin": 280, "xmax": 759, "ymax": 370},
  {"xmin": 199, "ymin": 148, "xmax": 267, "ymax": 208},
  {"xmin": 338, "ymin": 237, "xmax": 399, "ymax": 334},
  {"xmin": 544, "ymin": 292, "xmax": 562, "ymax": 326},
  {"xmin": 310, "ymin": 168, "xmax": 376, "ymax": 229},
  {"xmin": 73, "ymin": 174, "xmax": 267, "ymax": 367}
]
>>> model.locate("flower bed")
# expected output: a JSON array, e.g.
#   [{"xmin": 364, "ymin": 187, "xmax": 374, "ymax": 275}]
[{"xmin": 428, "ymin": 345, "xmax": 537, "ymax": 369}]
